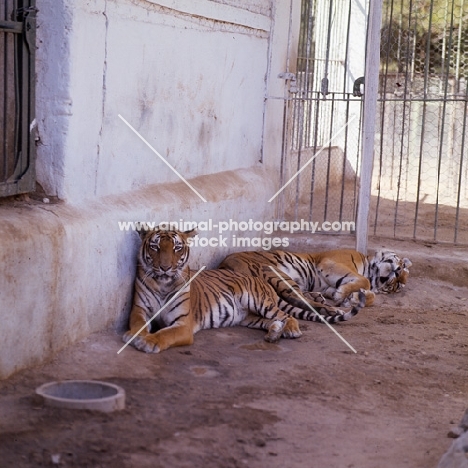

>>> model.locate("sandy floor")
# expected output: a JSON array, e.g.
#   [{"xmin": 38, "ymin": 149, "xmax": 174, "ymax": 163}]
[{"xmin": 0, "ymin": 236, "xmax": 467, "ymax": 468}]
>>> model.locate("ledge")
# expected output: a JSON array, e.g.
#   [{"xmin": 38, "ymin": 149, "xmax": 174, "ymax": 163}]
[{"xmin": 143, "ymin": 0, "xmax": 271, "ymax": 31}]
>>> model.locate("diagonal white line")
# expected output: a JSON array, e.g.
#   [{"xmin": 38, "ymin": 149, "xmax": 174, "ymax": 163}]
[
  {"xmin": 268, "ymin": 115, "xmax": 357, "ymax": 203},
  {"xmin": 118, "ymin": 114, "xmax": 207, "ymax": 203},
  {"xmin": 269, "ymin": 266, "xmax": 357, "ymax": 353},
  {"xmin": 117, "ymin": 266, "xmax": 207, "ymax": 354}
]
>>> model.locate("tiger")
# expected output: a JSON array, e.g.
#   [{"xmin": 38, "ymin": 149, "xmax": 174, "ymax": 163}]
[
  {"xmin": 123, "ymin": 229, "xmax": 365, "ymax": 353},
  {"xmin": 218, "ymin": 248, "xmax": 412, "ymax": 310}
]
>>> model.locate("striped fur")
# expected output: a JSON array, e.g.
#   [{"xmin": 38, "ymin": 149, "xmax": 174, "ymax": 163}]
[
  {"xmin": 123, "ymin": 228, "xmax": 308, "ymax": 353},
  {"xmin": 219, "ymin": 249, "xmax": 412, "ymax": 310}
]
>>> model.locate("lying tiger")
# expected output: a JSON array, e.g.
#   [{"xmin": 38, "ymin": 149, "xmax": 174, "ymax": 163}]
[
  {"xmin": 123, "ymin": 229, "xmax": 364, "ymax": 353},
  {"xmin": 219, "ymin": 248, "xmax": 412, "ymax": 309}
]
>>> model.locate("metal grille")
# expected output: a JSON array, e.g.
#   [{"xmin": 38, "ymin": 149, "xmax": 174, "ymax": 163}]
[
  {"xmin": 279, "ymin": 0, "xmax": 366, "ymax": 231},
  {"xmin": 372, "ymin": 0, "xmax": 468, "ymax": 244},
  {"xmin": 0, "ymin": 0, "xmax": 36, "ymax": 197}
]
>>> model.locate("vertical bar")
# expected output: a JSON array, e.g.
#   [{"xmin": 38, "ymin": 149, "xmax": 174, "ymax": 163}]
[
  {"xmin": 322, "ymin": 0, "xmax": 334, "ymax": 96},
  {"xmin": 276, "ymin": 0, "xmax": 297, "ymax": 221},
  {"xmin": 455, "ymin": 0, "xmax": 464, "ymax": 91},
  {"xmin": 295, "ymin": 0, "xmax": 308, "ymax": 228},
  {"xmin": 14, "ymin": 0, "xmax": 22, "ymax": 172},
  {"xmin": 28, "ymin": 0, "xmax": 37, "ymax": 186},
  {"xmin": 356, "ymin": 0, "xmax": 383, "ymax": 254},
  {"xmin": 413, "ymin": 0, "xmax": 435, "ymax": 239},
  {"xmin": 303, "ymin": 0, "xmax": 315, "ymax": 148},
  {"xmin": 2, "ymin": 1, "xmax": 8, "ymax": 181},
  {"xmin": 353, "ymin": 99, "xmax": 364, "ymax": 223},
  {"xmin": 393, "ymin": 0, "xmax": 414, "ymax": 238},
  {"xmin": 324, "ymin": 93, "xmax": 335, "ymax": 221},
  {"xmin": 343, "ymin": 0, "xmax": 352, "ymax": 96},
  {"xmin": 20, "ymin": 0, "xmax": 29, "ymax": 174},
  {"xmin": 293, "ymin": 95, "xmax": 302, "ymax": 221},
  {"xmin": 278, "ymin": 99, "xmax": 289, "ymax": 220},
  {"xmin": 454, "ymin": 97, "xmax": 467, "ymax": 244},
  {"xmin": 339, "ymin": 96, "xmax": 350, "ymax": 222},
  {"xmin": 373, "ymin": 0, "xmax": 395, "ymax": 236},
  {"xmin": 434, "ymin": 0, "xmax": 455, "ymax": 240},
  {"xmin": 308, "ymin": 91, "xmax": 321, "ymax": 221}
]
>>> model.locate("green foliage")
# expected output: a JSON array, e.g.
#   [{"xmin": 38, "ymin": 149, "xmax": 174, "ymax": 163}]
[{"xmin": 380, "ymin": 0, "xmax": 468, "ymax": 77}]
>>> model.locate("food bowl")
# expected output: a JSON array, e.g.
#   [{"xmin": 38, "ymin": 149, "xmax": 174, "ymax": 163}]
[{"xmin": 35, "ymin": 380, "xmax": 125, "ymax": 412}]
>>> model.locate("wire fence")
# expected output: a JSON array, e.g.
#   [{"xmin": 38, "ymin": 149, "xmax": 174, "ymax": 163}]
[{"xmin": 373, "ymin": 0, "xmax": 468, "ymax": 244}]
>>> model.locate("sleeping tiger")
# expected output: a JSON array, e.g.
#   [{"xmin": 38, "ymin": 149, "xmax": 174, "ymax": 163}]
[
  {"xmin": 219, "ymin": 248, "xmax": 412, "ymax": 309},
  {"xmin": 123, "ymin": 229, "xmax": 364, "ymax": 353}
]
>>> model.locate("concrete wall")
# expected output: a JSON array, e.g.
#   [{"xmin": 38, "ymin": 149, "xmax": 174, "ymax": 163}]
[
  {"xmin": 0, "ymin": 0, "xmax": 301, "ymax": 379},
  {"xmin": 36, "ymin": 0, "xmax": 273, "ymax": 201}
]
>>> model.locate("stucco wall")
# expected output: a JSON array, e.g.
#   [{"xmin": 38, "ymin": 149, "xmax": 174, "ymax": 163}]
[{"xmin": 36, "ymin": 0, "xmax": 273, "ymax": 202}]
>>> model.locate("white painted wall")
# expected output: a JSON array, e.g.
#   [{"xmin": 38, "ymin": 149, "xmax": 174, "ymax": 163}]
[
  {"xmin": 0, "ymin": 0, "xmax": 301, "ymax": 378},
  {"xmin": 36, "ymin": 0, "xmax": 273, "ymax": 202}
]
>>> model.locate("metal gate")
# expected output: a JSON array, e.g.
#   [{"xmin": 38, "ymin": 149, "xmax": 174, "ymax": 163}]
[
  {"xmin": 281, "ymin": 0, "xmax": 468, "ymax": 245},
  {"xmin": 278, "ymin": 0, "xmax": 366, "ymax": 236},
  {"xmin": 0, "ymin": 0, "xmax": 36, "ymax": 198}
]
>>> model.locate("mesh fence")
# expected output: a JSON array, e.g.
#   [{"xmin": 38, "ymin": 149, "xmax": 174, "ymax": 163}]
[
  {"xmin": 372, "ymin": 0, "xmax": 468, "ymax": 243},
  {"xmin": 282, "ymin": 0, "xmax": 468, "ymax": 244}
]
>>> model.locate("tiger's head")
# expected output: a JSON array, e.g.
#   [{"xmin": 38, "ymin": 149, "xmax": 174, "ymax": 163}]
[
  {"xmin": 137, "ymin": 227, "xmax": 197, "ymax": 281},
  {"xmin": 369, "ymin": 250, "xmax": 412, "ymax": 294}
]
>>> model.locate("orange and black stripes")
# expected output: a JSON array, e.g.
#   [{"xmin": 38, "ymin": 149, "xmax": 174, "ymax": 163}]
[{"xmin": 123, "ymin": 228, "xmax": 305, "ymax": 353}]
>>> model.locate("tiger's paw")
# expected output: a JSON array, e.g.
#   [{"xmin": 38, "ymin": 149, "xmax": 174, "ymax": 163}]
[
  {"xmin": 303, "ymin": 291, "xmax": 327, "ymax": 304},
  {"xmin": 282, "ymin": 317, "xmax": 302, "ymax": 339},
  {"xmin": 122, "ymin": 331, "xmax": 133, "ymax": 344},
  {"xmin": 264, "ymin": 320, "xmax": 285, "ymax": 343},
  {"xmin": 341, "ymin": 290, "xmax": 374, "ymax": 308},
  {"xmin": 132, "ymin": 335, "xmax": 161, "ymax": 353},
  {"xmin": 122, "ymin": 330, "xmax": 143, "ymax": 345},
  {"xmin": 122, "ymin": 332, "xmax": 160, "ymax": 353}
]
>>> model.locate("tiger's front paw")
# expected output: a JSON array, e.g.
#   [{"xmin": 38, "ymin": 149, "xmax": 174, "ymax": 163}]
[
  {"xmin": 341, "ymin": 290, "xmax": 374, "ymax": 308},
  {"xmin": 132, "ymin": 335, "xmax": 161, "ymax": 353},
  {"xmin": 122, "ymin": 331, "xmax": 137, "ymax": 345},
  {"xmin": 122, "ymin": 331, "xmax": 160, "ymax": 353},
  {"xmin": 282, "ymin": 317, "xmax": 302, "ymax": 339},
  {"xmin": 303, "ymin": 291, "xmax": 327, "ymax": 304}
]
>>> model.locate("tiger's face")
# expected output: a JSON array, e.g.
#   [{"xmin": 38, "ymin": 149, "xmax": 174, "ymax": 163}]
[
  {"xmin": 138, "ymin": 228, "xmax": 197, "ymax": 280},
  {"xmin": 371, "ymin": 251, "xmax": 412, "ymax": 294}
]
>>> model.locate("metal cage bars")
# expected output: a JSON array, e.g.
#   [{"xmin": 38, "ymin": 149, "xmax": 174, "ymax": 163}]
[{"xmin": 0, "ymin": 0, "xmax": 36, "ymax": 198}]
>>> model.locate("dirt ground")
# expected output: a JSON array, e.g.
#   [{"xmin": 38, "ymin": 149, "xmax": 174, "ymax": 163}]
[{"xmin": 0, "ymin": 236, "xmax": 467, "ymax": 468}]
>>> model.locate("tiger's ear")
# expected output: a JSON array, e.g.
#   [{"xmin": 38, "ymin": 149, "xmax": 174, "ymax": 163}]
[
  {"xmin": 181, "ymin": 228, "xmax": 198, "ymax": 241},
  {"xmin": 136, "ymin": 227, "xmax": 155, "ymax": 241}
]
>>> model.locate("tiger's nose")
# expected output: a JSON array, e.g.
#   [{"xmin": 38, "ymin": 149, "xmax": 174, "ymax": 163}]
[{"xmin": 160, "ymin": 265, "xmax": 171, "ymax": 272}]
